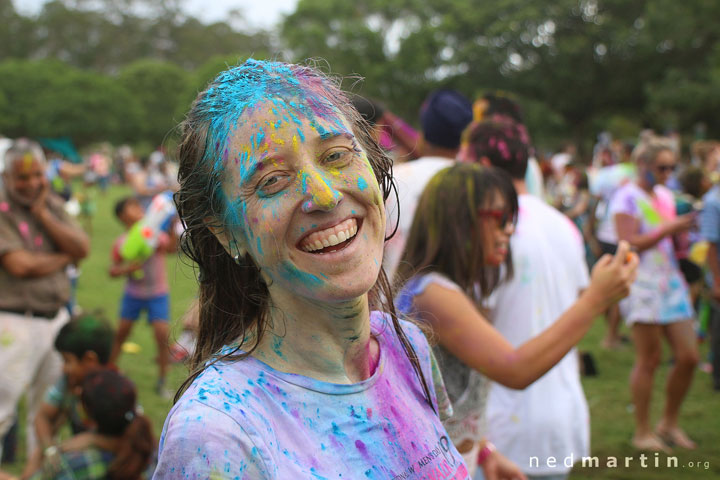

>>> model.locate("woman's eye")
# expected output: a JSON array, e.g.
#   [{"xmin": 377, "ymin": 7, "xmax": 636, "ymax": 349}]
[
  {"xmin": 323, "ymin": 150, "xmax": 350, "ymax": 165},
  {"xmin": 257, "ymin": 174, "xmax": 287, "ymax": 196}
]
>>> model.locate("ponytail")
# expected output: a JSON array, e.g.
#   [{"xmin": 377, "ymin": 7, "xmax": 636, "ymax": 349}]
[{"xmin": 108, "ymin": 413, "xmax": 155, "ymax": 480}]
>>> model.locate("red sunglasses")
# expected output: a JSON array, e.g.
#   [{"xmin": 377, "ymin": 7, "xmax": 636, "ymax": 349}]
[{"xmin": 478, "ymin": 209, "xmax": 513, "ymax": 227}]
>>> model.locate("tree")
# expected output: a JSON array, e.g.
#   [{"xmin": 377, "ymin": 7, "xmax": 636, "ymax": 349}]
[
  {"xmin": 0, "ymin": 59, "xmax": 143, "ymax": 146},
  {"xmin": 118, "ymin": 59, "xmax": 189, "ymax": 145}
]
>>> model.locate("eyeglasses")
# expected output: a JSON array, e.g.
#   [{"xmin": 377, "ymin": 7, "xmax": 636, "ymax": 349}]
[
  {"xmin": 478, "ymin": 209, "xmax": 513, "ymax": 227},
  {"xmin": 655, "ymin": 164, "xmax": 676, "ymax": 173}
]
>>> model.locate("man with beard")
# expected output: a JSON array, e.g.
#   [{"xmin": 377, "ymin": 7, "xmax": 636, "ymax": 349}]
[{"xmin": 0, "ymin": 139, "xmax": 89, "ymax": 460}]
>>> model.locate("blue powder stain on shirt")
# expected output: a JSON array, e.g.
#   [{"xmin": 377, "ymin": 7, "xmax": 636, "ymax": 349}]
[
  {"xmin": 357, "ymin": 177, "xmax": 368, "ymax": 191},
  {"xmin": 331, "ymin": 422, "xmax": 346, "ymax": 436},
  {"xmin": 256, "ymin": 236, "xmax": 263, "ymax": 255},
  {"xmin": 309, "ymin": 468, "xmax": 329, "ymax": 480}
]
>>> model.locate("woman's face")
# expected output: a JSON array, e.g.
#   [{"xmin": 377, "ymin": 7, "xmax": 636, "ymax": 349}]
[
  {"xmin": 217, "ymin": 98, "xmax": 386, "ymax": 303},
  {"xmin": 478, "ymin": 190, "xmax": 515, "ymax": 266},
  {"xmin": 649, "ymin": 149, "xmax": 676, "ymax": 186}
]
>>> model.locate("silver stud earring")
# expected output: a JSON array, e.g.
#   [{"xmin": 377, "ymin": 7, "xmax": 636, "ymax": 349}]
[{"xmin": 233, "ymin": 253, "xmax": 241, "ymax": 264}]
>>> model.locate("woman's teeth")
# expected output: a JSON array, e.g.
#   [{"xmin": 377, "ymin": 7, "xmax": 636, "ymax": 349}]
[{"xmin": 301, "ymin": 218, "xmax": 358, "ymax": 252}]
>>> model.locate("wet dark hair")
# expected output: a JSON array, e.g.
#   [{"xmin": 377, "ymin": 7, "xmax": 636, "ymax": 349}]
[
  {"xmin": 173, "ymin": 59, "xmax": 432, "ymax": 409},
  {"xmin": 351, "ymin": 95, "xmax": 385, "ymax": 126},
  {"xmin": 80, "ymin": 370, "xmax": 154, "ymax": 480},
  {"xmin": 461, "ymin": 118, "xmax": 533, "ymax": 180},
  {"xmin": 54, "ymin": 313, "xmax": 114, "ymax": 364},
  {"xmin": 396, "ymin": 163, "xmax": 517, "ymax": 301}
]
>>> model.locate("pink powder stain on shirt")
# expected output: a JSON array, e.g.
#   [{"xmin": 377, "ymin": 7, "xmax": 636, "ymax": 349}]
[
  {"xmin": 18, "ymin": 222, "xmax": 30, "ymax": 237},
  {"xmin": 0, "ymin": 202, "xmax": 9, "ymax": 212},
  {"xmin": 34, "ymin": 235, "xmax": 43, "ymax": 247}
]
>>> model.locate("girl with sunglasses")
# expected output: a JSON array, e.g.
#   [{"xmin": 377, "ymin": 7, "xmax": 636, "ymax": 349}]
[{"xmin": 395, "ymin": 158, "xmax": 637, "ymax": 478}]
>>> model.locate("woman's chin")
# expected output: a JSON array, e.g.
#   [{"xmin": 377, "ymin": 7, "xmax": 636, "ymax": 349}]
[{"xmin": 486, "ymin": 254, "xmax": 506, "ymax": 267}]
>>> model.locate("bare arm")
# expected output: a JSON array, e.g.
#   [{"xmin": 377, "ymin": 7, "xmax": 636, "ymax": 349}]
[
  {"xmin": 34, "ymin": 402, "xmax": 63, "ymax": 453},
  {"xmin": 30, "ymin": 180, "xmax": 89, "ymax": 260},
  {"xmin": 565, "ymin": 190, "xmax": 590, "ymax": 220},
  {"xmin": 615, "ymin": 212, "xmax": 695, "ymax": 253},
  {"xmin": 20, "ymin": 403, "xmax": 63, "ymax": 479},
  {"xmin": 58, "ymin": 161, "xmax": 86, "ymax": 179},
  {"xmin": 33, "ymin": 207, "xmax": 89, "ymax": 260},
  {"xmin": 413, "ymin": 242, "xmax": 637, "ymax": 389},
  {"xmin": 1, "ymin": 250, "xmax": 72, "ymax": 278},
  {"xmin": 707, "ymin": 243, "xmax": 720, "ymax": 301},
  {"xmin": 109, "ymin": 261, "xmax": 142, "ymax": 277}
]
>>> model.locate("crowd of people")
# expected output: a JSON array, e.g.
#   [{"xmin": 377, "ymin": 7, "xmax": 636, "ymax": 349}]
[{"xmin": 0, "ymin": 58, "xmax": 717, "ymax": 479}]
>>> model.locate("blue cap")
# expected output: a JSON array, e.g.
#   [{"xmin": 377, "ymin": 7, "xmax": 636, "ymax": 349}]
[{"xmin": 420, "ymin": 89, "xmax": 473, "ymax": 149}]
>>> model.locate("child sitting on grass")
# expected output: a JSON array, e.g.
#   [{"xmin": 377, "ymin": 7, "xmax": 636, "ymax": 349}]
[
  {"xmin": 109, "ymin": 196, "xmax": 177, "ymax": 398},
  {"xmin": 21, "ymin": 314, "xmax": 114, "ymax": 479},
  {"xmin": 27, "ymin": 370, "xmax": 154, "ymax": 480}
]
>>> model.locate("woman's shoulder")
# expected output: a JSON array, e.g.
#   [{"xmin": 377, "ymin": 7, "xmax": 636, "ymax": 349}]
[
  {"xmin": 620, "ymin": 181, "xmax": 645, "ymax": 197},
  {"xmin": 395, "ymin": 272, "xmax": 462, "ymax": 314},
  {"xmin": 158, "ymin": 367, "xmax": 274, "ymax": 479}
]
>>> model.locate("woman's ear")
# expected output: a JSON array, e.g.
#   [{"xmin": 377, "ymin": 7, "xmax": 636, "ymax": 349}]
[{"xmin": 204, "ymin": 217, "xmax": 246, "ymax": 258}]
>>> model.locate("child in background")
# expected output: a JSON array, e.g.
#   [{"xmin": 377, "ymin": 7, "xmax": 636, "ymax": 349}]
[
  {"xmin": 109, "ymin": 197, "xmax": 177, "ymax": 398},
  {"xmin": 28, "ymin": 370, "xmax": 154, "ymax": 480},
  {"xmin": 21, "ymin": 314, "xmax": 114, "ymax": 478}
]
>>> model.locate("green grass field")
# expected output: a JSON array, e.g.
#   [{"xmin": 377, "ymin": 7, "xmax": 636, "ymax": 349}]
[{"xmin": 3, "ymin": 184, "xmax": 718, "ymax": 478}]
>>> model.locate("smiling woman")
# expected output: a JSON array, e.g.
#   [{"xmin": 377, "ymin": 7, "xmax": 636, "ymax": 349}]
[{"xmin": 153, "ymin": 59, "xmax": 470, "ymax": 479}]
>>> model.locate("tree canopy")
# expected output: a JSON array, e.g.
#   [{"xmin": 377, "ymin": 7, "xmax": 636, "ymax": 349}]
[{"xmin": 0, "ymin": 0, "xmax": 718, "ymax": 151}]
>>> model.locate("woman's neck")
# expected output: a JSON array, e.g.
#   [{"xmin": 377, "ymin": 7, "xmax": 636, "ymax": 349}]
[{"xmin": 251, "ymin": 289, "xmax": 379, "ymax": 384}]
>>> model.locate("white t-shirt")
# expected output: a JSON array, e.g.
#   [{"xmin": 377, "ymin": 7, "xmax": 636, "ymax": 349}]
[
  {"xmin": 524, "ymin": 157, "xmax": 545, "ymax": 199},
  {"xmin": 485, "ymin": 194, "xmax": 590, "ymax": 475},
  {"xmin": 589, "ymin": 163, "xmax": 636, "ymax": 244},
  {"xmin": 384, "ymin": 157, "xmax": 455, "ymax": 281}
]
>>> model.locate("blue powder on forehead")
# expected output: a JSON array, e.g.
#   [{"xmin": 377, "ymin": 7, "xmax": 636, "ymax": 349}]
[{"xmin": 192, "ymin": 59, "xmax": 348, "ymax": 178}]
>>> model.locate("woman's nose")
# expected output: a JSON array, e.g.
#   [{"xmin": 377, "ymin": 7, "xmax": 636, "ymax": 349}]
[
  {"xmin": 503, "ymin": 221, "xmax": 515, "ymax": 236},
  {"xmin": 300, "ymin": 169, "xmax": 343, "ymax": 213}
]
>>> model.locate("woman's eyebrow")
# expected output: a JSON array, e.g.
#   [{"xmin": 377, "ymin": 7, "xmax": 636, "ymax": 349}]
[
  {"xmin": 240, "ymin": 157, "xmax": 282, "ymax": 186},
  {"xmin": 317, "ymin": 130, "xmax": 354, "ymax": 143}
]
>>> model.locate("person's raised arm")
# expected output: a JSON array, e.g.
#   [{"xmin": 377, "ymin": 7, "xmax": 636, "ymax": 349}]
[
  {"xmin": 413, "ymin": 242, "xmax": 638, "ymax": 389},
  {"xmin": 1, "ymin": 250, "xmax": 72, "ymax": 278},
  {"xmin": 30, "ymin": 180, "xmax": 89, "ymax": 260},
  {"xmin": 615, "ymin": 212, "xmax": 695, "ymax": 253},
  {"xmin": 21, "ymin": 403, "xmax": 63, "ymax": 479}
]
